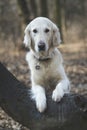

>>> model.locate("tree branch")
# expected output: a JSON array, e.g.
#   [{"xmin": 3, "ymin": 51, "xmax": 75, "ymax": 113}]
[{"xmin": 0, "ymin": 62, "xmax": 87, "ymax": 130}]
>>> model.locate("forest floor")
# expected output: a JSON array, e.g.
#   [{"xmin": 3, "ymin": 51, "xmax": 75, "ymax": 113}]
[{"xmin": 0, "ymin": 41, "xmax": 87, "ymax": 130}]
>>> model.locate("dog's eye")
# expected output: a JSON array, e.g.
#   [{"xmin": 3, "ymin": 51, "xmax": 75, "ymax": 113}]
[
  {"xmin": 45, "ymin": 28, "xmax": 50, "ymax": 33},
  {"xmin": 33, "ymin": 29, "xmax": 37, "ymax": 33}
]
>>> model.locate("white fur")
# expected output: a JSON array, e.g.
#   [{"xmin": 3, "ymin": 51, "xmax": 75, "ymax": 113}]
[
  {"xmin": 31, "ymin": 85, "xmax": 46, "ymax": 113},
  {"xmin": 24, "ymin": 17, "xmax": 70, "ymax": 112}
]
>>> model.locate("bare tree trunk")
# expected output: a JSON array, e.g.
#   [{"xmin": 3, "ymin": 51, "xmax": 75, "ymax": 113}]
[
  {"xmin": 40, "ymin": 0, "xmax": 48, "ymax": 17},
  {"xmin": 47, "ymin": 0, "xmax": 56, "ymax": 21},
  {"xmin": 17, "ymin": 0, "xmax": 30, "ymax": 24},
  {"xmin": 30, "ymin": 0, "xmax": 37, "ymax": 18},
  {"xmin": 56, "ymin": 0, "xmax": 64, "ymax": 42},
  {"xmin": 0, "ymin": 0, "xmax": 21, "ymax": 42},
  {"xmin": 79, "ymin": 0, "xmax": 86, "ymax": 42}
]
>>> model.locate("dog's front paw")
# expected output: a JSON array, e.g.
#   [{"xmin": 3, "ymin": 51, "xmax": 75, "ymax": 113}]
[
  {"xmin": 36, "ymin": 95, "xmax": 47, "ymax": 113},
  {"xmin": 52, "ymin": 87, "xmax": 64, "ymax": 102}
]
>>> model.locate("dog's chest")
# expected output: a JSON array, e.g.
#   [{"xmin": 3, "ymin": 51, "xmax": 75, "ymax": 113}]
[
  {"xmin": 30, "ymin": 58, "xmax": 61, "ymax": 89},
  {"xmin": 34, "ymin": 59, "xmax": 57, "ymax": 75}
]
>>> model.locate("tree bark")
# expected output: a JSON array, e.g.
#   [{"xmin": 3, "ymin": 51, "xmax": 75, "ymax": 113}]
[
  {"xmin": 40, "ymin": 0, "xmax": 48, "ymax": 17},
  {"xmin": 30, "ymin": 0, "xmax": 37, "ymax": 17},
  {"xmin": 56, "ymin": 0, "xmax": 62, "ymax": 33},
  {"xmin": 17, "ymin": 0, "xmax": 30, "ymax": 24},
  {"xmin": 0, "ymin": 62, "xmax": 87, "ymax": 130}
]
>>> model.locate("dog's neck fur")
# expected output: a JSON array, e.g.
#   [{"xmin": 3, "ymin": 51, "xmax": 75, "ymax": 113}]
[
  {"xmin": 30, "ymin": 47, "xmax": 57, "ymax": 62},
  {"xmin": 31, "ymin": 49, "xmax": 56, "ymax": 62}
]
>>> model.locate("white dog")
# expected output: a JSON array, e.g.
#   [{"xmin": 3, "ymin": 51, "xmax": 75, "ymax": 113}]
[{"xmin": 24, "ymin": 17, "xmax": 70, "ymax": 113}]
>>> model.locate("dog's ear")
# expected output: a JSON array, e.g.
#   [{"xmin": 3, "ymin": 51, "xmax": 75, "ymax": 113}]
[
  {"xmin": 23, "ymin": 25, "xmax": 31, "ymax": 47},
  {"xmin": 52, "ymin": 23, "xmax": 61, "ymax": 46}
]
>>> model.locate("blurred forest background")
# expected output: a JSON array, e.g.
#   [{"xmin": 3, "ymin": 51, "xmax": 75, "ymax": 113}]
[
  {"xmin": 0, "ymin": 0, "xmax": 87, "ymax": 130},
  {"xmin": 0, "ymin": 0, "xmax": 87, "ymax": 42}
]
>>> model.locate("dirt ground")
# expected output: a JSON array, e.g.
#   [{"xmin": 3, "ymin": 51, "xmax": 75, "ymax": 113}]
[{"xmin": 0, "ymin": 41, "xmax": 87, "ymax": 130}]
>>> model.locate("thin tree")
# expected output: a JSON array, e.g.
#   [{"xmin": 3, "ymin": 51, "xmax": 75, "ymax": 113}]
[
  {"xmin": 17, "ymin": 0, "xmax": 30, "ymax": 24},
  {"xmin": 56, "ymin": 0, "xmax": 63, "ymax": 41},
  {"xmin": 40, "ymin": 0, "xmax": 48, "ymax": 17},
  {"xmin": 30, "ymin": 0, "xmax": 38, "ymax": 17}
]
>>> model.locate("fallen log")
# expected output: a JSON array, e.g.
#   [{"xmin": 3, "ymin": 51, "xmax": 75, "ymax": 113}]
[{"xmin": 0, "ymin": 62, "xmax": 87, "ymax": 130}]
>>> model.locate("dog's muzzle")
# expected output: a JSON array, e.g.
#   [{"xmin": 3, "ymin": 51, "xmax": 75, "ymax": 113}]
[{"xmin": 38, "ymin": 41, "xmax": 46, "ymax": 51}]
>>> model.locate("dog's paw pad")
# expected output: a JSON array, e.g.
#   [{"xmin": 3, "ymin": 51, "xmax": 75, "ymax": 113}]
[{"xmin": 52, "ymin": 88, "xmax": 64, "ymax": 102}]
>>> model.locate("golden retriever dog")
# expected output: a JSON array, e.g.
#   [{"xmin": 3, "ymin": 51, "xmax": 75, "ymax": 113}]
[{"xmin": 24, "ymin": 17, "xmax": 70, "ymax": 112}]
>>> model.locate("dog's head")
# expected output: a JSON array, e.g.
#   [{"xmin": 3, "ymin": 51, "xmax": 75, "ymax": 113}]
[{"xmin": 24, "ymin": 17, "xmax": 61, "ymax": 58}]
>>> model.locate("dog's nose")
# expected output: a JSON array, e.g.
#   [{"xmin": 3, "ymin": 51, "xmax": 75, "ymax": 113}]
[{"xmin": 38, "ymin": 41, "xmax": 45, "ymax": 51}]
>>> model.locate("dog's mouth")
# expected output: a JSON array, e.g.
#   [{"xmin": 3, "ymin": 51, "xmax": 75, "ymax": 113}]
[
  {"xmin": 34, "ymin": 46, "xmax": 54, "ymax": 60},
  {"xmin": 31, "ymin": 41, "xmax": 54, "ymax": 60}
]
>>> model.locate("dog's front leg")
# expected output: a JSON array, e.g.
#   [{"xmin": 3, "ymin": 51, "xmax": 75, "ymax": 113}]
[
  {"xmin": 52, "ymin": 66, "xmax": 70, "ymax": 102},
  {"xmin": 31, "ymin": 85, "xmax": 46, "ymax": 113},
  {"xmin": 52, "ymin": 79, "xmax": 69, "ymax": 102}
]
